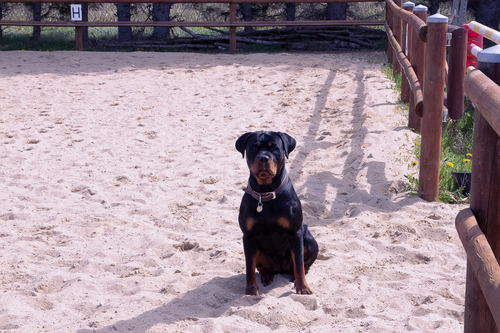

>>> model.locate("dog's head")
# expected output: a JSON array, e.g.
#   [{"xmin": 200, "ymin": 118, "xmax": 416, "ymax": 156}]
[{"xmin": 235, "ymin": 131, "xmax": 296, "ymax": 185}]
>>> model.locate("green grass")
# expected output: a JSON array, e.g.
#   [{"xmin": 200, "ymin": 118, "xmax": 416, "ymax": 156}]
[
  {"xmin": 0, "ymin": 27, "xmax": 77, "ymax": 51},
  {"xmin": 406, "ymin": 109, "xmax": 474, "ymax": 204}
]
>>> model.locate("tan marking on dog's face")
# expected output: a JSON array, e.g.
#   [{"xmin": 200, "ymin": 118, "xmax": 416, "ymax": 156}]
[
  {"xmin": 277, "ymin": 217, "xmax": 290, "ymax": 229},
  {"xmin": 247, "ymin": 155, "xmax": 278, "ymax": 185}
]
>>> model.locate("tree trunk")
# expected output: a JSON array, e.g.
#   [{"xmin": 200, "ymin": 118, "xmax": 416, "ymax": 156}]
[
  {"xmin": 152, "ymin": 3, "xmax": 172, "ymax": 40},
  {"xmin": 428, "ymin": 0, "xmax": 441, "ymax": 15},
  {"xmin": 32, "ymin": 3, "xmax": 41, "ymax": 41},
  {"xmin": 327, "ymin": 3, "xmax": 347, "ymax": 20},
  {"xmin": 241, "ymin": 4, "xmax": 252, "ymax": 33},
  {"xmin": 286, "ymin": 3, "xmax": 296, "ymax": 21},
  {"xmin": 82, "ymin": 3, "xmax": 89, "ymax": 45},
  {"xmin": 116, "ymin": 3, "xmax": 132, "ymax": 42},
  {"xmin": 0, "ymin": 4, "xmax": 3, "ymax": 39}
]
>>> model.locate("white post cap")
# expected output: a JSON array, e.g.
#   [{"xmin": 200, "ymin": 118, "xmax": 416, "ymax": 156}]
[
  {"xmin": 427, "ymin": 12, "xmax": 448, "ymax": 23},
  {"xmin": 478, "ymin": 45, "xmax": 500, "ymax": 63},
  {"xmin": 414, "ymin": 5, "xmax": 428, "ymax": 12},
  {"xmin": 403, "ymin": 2, "xmax": 415, "ymax": 7}
]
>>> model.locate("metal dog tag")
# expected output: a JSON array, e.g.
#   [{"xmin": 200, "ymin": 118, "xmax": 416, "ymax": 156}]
[{"xmin": 257, "ymin": 194, "xmax": 263, "ymax": 212}]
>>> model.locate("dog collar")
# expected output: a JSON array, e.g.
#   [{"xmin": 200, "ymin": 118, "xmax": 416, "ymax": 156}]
[{"xmin": 243, "ymin": 171, "xmax": 290, "ymax": 212}]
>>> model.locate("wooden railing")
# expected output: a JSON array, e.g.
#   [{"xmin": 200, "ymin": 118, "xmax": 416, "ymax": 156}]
[
  {"xmin": 384, "ymin": 0, "xmax": 467, "ymax": 202},
  {"xmin": 386, "ymin": 7, "xmax": 500, "ymax": 328},
  {"xmin": 0, "ymin": 0, "xmax": 385, "ymax": 52},
  {"xmin": 455, "ymin": 24, "xmax": 500, "ymax": 333}
]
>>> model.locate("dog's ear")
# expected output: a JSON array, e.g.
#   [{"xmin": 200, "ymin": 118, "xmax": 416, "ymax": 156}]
[
  {"xmin": 235, "ymin": 132, "xmax": 253, "ymax": 158},
  {"xmin": 277, "ymin": 132, "xmax": 296, "ymax": 159}
]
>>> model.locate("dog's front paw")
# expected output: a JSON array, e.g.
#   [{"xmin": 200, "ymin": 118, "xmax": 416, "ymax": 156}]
[
  {"xmin": 294, "ymin": 281, "xmax": 312, "ymax": 295},
  {"xmin": 245, "ymin": 284, "xmax": 260, "ymax": 296},
  {"xmin": 260, "ymin": 272, "xmax": 274, "ymax": 287}
]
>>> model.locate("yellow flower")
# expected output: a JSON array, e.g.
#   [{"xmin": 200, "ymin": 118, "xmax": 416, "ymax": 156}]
[
  {"xmin": 410, "ymin": 161, "xmax": 418, "ymax": 167},
  {"xmin": 463, "ymin": 159, "xmax": 471, "ymax": 163},
  {"xmin": 466, "ymin": 153, "xmax": 472, "ymax": 157},
  {"xmin": 446, "ymin": 161, "xmax": 454, "ymax": 168}
]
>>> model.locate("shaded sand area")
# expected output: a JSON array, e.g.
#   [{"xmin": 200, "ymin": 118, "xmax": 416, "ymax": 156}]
[{"xmin": 0, "ymin": 51, "xmax": 466, "ymax": 332}]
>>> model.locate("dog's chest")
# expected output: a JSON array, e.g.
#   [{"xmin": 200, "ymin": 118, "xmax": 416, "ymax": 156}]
[{"xmin": 254, "ymin": 227, "xmax": 291, "ymax": 255}]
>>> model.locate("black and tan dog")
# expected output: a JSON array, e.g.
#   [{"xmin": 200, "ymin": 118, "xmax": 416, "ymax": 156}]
[{"xmin": 235, "ymin": 131, "xmax": 318, "ymax": 296}]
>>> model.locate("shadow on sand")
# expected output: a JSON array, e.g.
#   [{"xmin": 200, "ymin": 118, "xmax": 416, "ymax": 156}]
[
  {"xmin": 76, "ymin": 274, "xmax": 298, "ymax": 333},
  {"xmin": 289, "ymin": 65, "xmax": 417, "ymax": 227}
]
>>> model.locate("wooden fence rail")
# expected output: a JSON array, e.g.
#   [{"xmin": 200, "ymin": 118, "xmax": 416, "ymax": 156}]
[{"xmin": 456, "ymin": 208, "xmax": 500, "ymax": 330}]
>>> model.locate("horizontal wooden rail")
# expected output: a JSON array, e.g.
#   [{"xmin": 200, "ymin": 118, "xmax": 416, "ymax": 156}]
[
  {"xmin": 456, "ymin": 208, "xmax": 500, "ymax": 329},
  {"xmin": 464, "ymin": 68, "xmax": 500, "ymax": 138},
  {"xmin": 0, "ymin": 0, "xmax": 383, "ymax": 3},
  {"xmin": 384, "ymin": 21, "xmax": 423, "ymax": 116},
  {"xmin": 385, "ymin": 0, "xmax": 426, "ymax": 42},
  {"xmin": 0, "ymin": 19, "xmax": 385, "ymax": 28}
]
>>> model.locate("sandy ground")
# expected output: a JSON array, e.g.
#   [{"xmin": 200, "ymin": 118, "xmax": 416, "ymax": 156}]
[{"xmin": 0, "ymin": 51, "xmax": 467, "ymax": 332}]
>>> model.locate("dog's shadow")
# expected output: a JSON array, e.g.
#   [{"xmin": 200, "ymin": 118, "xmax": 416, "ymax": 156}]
[{"xmin": 76, "ymin": 273, "xmax": 294, "ymax": 333}]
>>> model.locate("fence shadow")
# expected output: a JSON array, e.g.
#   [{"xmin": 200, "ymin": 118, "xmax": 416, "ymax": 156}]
[{"xmin": 289, "ymin": 64, "xmax": 416, "ymax": 227}]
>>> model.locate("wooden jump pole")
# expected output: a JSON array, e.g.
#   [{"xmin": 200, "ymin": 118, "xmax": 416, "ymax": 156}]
[
  {"xmin": 418, "ymin": 12, "xmax": 447, "ymax": 202},
  {"xmin": 400, "ymin": 1, "xmax": 414, "ymax": 104},
  {"xmin": 464, "ymin": 45, "xmax": 500, "ymax": 333},
  {"xmin": 408, "ymin": 4, "xmax": 426, "ymax": 132},
  {"xmin": 392, "ymin": 0, "xmax": 402, "ymax": 77}
]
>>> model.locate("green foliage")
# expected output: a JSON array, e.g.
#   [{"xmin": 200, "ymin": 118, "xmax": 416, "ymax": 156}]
[
  {"xmin": 405, "ymin": 99, "xmax": 475, "ymax": 204},
  {"xmin": 0, "ymin": 27, "xmax": 76, "ymax": 51},
  {"xmin": 382, "ymin": 64, "xmax": 402, "ymax": 93}
]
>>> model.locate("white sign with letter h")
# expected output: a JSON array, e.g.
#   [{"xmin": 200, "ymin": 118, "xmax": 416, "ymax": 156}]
[{"xmin": 71, "ymin": 4, "xmax": 82, "ymax": 21}]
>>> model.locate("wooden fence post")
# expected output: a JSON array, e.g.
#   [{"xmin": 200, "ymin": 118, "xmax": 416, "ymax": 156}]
[
  {"xmin": 229, "ymin": 2, "xmax": 237, "ymax": 54},
  {"xmin": 465, "ymin": 44, "xmax": 500, "ymax": 333},
  {"xmin": 418, "ymin": 12, "xmax": 447, "ymax": 202},
  {"xmin": 386, "ymin": 0, "xmax": 394, "ymax": 65},
  {"xmin": 447, "ymin": 26, "xmax": 467, "ymax": 120},
  {"xmin": 75, "ymin": 26, "xmax": 83, "ymax": 51},
  {"xmin": 408, "ymin": 4, "xmax": 427, "ymax": 133},
  {"xmin": 392, "ymin": 0, "xmax": 402, "ymax": 77},
  {"xmin": 401, "ymin": 1, "xmax": 414, "ymax": 104}
]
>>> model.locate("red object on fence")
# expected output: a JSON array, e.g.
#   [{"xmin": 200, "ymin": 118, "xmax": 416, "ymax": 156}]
[{"xmin": 464, "ymin": 24, "xmax": 483, "ymax": 69}]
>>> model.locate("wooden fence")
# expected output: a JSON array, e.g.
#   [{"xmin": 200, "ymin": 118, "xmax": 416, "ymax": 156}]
[
  {"xmin": 455, "ymin": 40, "xmax": 500, "ymax": 333},
  {"xmin": 385, "ymin": 8, "xmax": 500, "ymax": 330},
  {"xmin": 384, "ymin": 0, "xmax": 468, "ymax": 202},
  {"xmin": 0, "ymin": 0, "xmax": 385, "ymax": 52}
]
